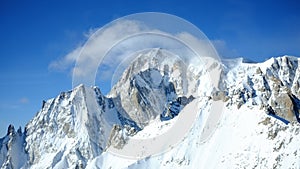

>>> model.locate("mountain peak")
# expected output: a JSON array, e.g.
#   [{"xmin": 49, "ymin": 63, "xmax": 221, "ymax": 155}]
[{"xmin": 7, "ymin": 124, "xmax": 15, "ymax": 136}]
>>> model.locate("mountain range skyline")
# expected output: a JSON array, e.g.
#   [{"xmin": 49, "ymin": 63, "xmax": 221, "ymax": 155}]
[
  {"xmin": 1, "ymin": 50, "xmax": 299, "ymax": 168},
  {"xmin": 1, "ymin": 0, "xmax": 300, "ymax": 138}
]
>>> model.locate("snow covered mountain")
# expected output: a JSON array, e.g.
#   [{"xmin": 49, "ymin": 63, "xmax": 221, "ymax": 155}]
[{"xmin": 1, "ymin": 49, "xmax": 300, "ymax": 169}]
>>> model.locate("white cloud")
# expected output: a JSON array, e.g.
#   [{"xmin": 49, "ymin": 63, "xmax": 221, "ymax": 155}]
[
  {"xmin": 49, "ymin": 18, "xmax": 232, "ymax": 88},
  {"xmin": 50, "ymin": 20, "xmax": 149, "ymax": 87}
]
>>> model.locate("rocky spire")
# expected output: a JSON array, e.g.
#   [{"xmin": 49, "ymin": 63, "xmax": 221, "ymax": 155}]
[{"xmin": 7, "ymin": 124, "xmax": 15, "ymax": 136}]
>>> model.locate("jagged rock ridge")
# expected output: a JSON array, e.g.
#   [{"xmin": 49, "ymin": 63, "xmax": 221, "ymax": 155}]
[{"xmin": 0, "ymin": 49, "xmax": 299, "ymax": 168}]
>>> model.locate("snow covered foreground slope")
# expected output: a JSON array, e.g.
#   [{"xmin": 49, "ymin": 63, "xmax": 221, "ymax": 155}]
[{"xmin": 1, "ymin": 49, "xmax": 300, "ymax": 169}]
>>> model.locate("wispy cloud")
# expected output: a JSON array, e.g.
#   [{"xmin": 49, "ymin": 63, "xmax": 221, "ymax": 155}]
[
  {"xmin": 49, "ymin": 47, "xmax": 82, "ymax": 72},
  {"xmin": 19, "ymin": 97, "xmax": 29, "ymax": 104},
  {"xmin": 49, "ymin": 18, "xmax": 231, "ymax": 88},
  {"xmin": 49, "ymin": 20, "xmax": 146, "ymax": 85},
  {"xmin": 211, "ymin": 40, "xmax": 238, "ymax": 58}
]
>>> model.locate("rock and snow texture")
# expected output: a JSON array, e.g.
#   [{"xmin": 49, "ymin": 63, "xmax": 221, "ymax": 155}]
[
  {"xmin": 223, "ymin": 56, "xmax": 300, "ymax": 123},
  {"xmin": 0, "ymin": 49, "xmax": 300, "ymax": 169},
  {"xmin": 0, "ymin": 125, "xmax": 27, "ymax": 169}
]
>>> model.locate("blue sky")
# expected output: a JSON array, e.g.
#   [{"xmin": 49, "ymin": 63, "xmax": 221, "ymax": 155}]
[{"xmin": 0, "ymin": 0, "xmax": 299, "ymax": 136}]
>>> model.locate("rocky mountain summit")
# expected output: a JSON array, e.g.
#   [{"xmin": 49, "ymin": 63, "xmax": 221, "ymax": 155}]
[
  {"xmin": 222, "ymin": 56, "xmax": 300, "ymax": 123},
  {"xmin": 0, "ymin": 49, "xmax": 300, "ymax": 168}
]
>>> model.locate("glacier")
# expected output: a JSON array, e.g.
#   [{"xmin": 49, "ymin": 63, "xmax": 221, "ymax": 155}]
[{"xmin": 0, "ymin": 49, "xmax": 300, "ymax": 169}]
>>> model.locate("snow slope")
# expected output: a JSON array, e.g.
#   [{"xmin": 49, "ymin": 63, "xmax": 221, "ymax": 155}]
[{"xmin": 0, "ymin": 49, "xmax": 300, "ymax": 169}]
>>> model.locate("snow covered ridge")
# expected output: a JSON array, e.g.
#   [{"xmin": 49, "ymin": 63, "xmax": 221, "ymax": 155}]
[
  {"xmin": 1, "ymin": 54, "xmax": 300, "ymax": 169},
  {"xmin": 222, "ymin": 55, "xmax": 300, "ymax": 123}
]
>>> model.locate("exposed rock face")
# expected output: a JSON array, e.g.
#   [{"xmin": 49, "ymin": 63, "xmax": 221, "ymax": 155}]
[
  {"xmin": 114, "ymin": 68, "xmax": 178, "ymax": 127},
  {"xmin": 270, "ymin": 92, "xmax": 294, "ymax": 122},
  {"xmin": 109, "ymin": 49, "xmax": 202, "ymax": 128},
  {"xmin": 211, "ymin": 90, "xmax": 229, "ymax": 102},
  {"xmin": 107, "ymin": 125, "xmax": 127, "ymax": 149},
  {"xmin": 160, "ymin": 95, "xmax": 195, "ymax": 121}
]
